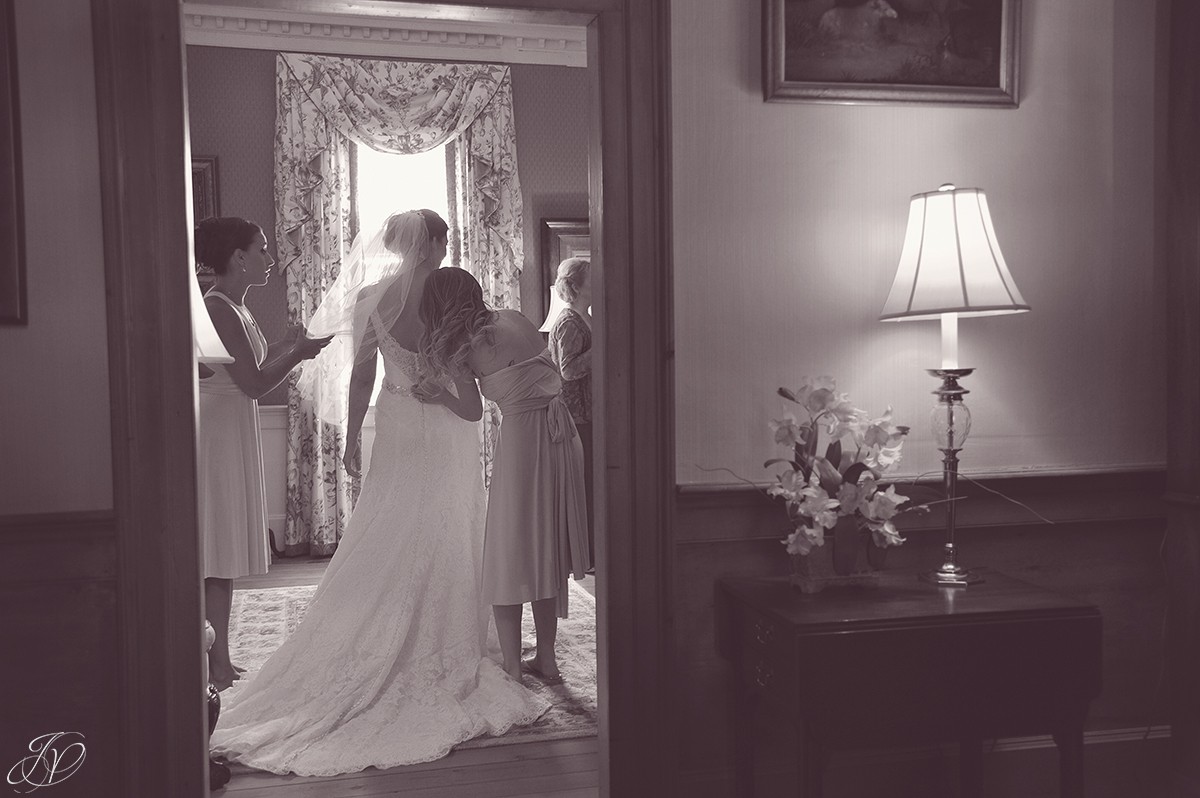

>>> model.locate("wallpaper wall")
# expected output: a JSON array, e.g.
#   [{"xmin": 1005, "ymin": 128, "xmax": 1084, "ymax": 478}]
[
  {"xmin": 186, "ymin": 46, "xmax": 285, "ymax": 403},
  {"xmin": 511, "ymin": 63, "xmax": 591, "ymax": 321},
  {"xmin": 185, "ymin": 50, "xmax": 591, "ymax": 405},
  {"xmin": 671, "ymin": 0, "xmax": 1166, "ymax": 484}
]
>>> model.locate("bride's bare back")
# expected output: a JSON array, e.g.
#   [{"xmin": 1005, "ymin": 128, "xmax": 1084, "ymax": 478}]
[{"xmin": 379, "ymin": 267, "xmax": 432, "ymax": 352}]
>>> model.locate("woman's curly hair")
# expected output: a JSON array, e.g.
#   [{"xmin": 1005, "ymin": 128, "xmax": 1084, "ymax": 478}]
[{"xmin": 418, "ymin": 267, "xmax": 495, "ymax": 378}]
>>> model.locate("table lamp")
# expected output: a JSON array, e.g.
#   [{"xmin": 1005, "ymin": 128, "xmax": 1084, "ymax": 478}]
[
  {"xmin": 539, "ymin": 289, "xmax": 570, "ymax": 333},
  {"xmin": 880, "ymin": 183, "xmax": 1029, "ymax": 586}
]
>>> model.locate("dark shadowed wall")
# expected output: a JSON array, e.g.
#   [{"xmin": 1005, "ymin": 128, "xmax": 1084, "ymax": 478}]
[{"xmin": 669, "ymin": 0, "xmax": 1172, "ymax": 793}]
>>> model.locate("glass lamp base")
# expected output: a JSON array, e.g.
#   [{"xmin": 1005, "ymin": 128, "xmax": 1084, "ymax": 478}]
[
  {"xmin": 919, "ymin": 562, "xmax": 985, "ymax": 587},
  {"xmin": 919, "ymin": 543, "xmax": 984, "ymax": 587}
]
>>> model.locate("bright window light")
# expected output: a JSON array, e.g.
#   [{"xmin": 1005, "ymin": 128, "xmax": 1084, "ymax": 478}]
[
  {"xmin": 353, "ymin": 142, "xmax": 451, "ymax": 408},
  {"xmin": 355, "ymin": 143, "xmax": 450, "ymax": 239}
]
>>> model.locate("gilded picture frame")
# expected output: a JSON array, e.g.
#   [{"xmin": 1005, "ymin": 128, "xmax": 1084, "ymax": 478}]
[{"xmin": 763, "ymin": 0, "xmax": 1020, "ymax": 106}]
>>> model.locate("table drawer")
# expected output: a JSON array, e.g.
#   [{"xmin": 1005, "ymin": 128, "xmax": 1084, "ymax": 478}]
[{"xmin": 735, "ymin": 606, "xmax": 796, "ymax": 702}]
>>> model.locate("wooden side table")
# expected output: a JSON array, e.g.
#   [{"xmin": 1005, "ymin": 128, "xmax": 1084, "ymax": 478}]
[{"xmin": 714, "ymin": 570, "xmax": 1102, "ymax": 797}]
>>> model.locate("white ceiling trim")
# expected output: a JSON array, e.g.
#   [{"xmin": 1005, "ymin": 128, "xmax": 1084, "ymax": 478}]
[{"xmin": 181, "ymin": 3, "xmax": 587, "ymax": 67}]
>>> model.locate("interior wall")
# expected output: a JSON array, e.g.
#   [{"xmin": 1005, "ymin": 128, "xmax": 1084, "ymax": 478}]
[
  {"xmin": 1, "ymin": 2, "xmax": 121, "ymax": 792},
  {"xmin": 511, "ymin": 63, "xmax": 591, "ymax": 322},
  {"xmin": 186, "ymin": 46, "xmax": 285, "ymax": 403},
  {"xmin": 671, "ymin": 0, "xmax": 1165, "ymax": 486},
  {"xmin": 185, "ymin": 52, "xmax": 591, "ymax": 405},
  {"xmin": 0, "ymin": 0, "xmax": 113, "ymax": 514}
]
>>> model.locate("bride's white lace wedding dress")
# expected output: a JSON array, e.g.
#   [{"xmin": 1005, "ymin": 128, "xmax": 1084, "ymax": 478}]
[{"xmin": 209, "ymin": 318, "xmax": 550, "ymax": 776}]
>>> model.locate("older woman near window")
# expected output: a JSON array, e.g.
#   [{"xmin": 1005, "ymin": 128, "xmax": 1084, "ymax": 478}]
[{"xmin": 547, "ymin": 257, "xmax": 594, "ymax": 571}]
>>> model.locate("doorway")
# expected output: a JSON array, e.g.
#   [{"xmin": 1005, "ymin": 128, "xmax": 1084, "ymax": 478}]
[
  {"xmin": 185, "ymin": 14, "xmax": 598, "ymax": 789},
  {"xmin": 91, "ymin": 1, "xmax": 673, "ymax": 795}
]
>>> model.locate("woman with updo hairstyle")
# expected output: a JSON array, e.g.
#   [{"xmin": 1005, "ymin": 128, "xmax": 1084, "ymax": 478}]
[
  {"xmin": 546, "ymin": 257, "xmax": 594, "ymax": 570},
  {"xmin": 419, "ymin": 267, "xmax": 592, "ymax": 685},
  {"xmin": 196, "ymin": 216, "xmax": 331, "ymax": 690}
]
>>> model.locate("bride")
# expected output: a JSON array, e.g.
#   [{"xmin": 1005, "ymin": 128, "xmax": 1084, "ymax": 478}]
[{"xmin": 209, "ymin": 210, "xmax": 549, "ymax": 777}]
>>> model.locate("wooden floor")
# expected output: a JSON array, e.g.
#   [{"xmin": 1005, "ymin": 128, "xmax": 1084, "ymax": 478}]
[
  {"xmin": 220, "ymin": 736, "xmax": 599, "ymax": 798},
  {"xmin": 217, "ymin": 552, "xmax": 600, "ymax": 797}
]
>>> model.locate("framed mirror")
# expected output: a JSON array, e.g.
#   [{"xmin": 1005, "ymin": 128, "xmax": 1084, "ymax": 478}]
[{"xmin": 540, "ymin": 217, "xmax": 589, "ymax": 323}]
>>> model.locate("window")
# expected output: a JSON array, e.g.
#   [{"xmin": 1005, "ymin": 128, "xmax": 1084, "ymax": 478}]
[
  {"xmin": 355, "ymin": 142, "xmax": 450, "ymax": 241},
  {"xmin": 353, "ymin": 143, "xmax": 451, "ymax": 407}
]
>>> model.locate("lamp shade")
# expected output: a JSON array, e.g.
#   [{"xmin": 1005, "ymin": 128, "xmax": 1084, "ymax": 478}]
[
  {"xmin": 539, "ymin": 290, "xmax": 569, "ymax": 333},
  {"xmin": 191, "ymin": 272, "xmax": 233, "ymax": 364},
  {"xmin": 880, "ymin": 184, "xmax": 1030, "ymax": 322}
]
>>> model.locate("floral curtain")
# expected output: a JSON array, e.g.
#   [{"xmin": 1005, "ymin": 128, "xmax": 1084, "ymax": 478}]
[
  {"xmin": 448, "ymin": 75, "xmax": 524, "ymax": 485},
  {"xmin": 277, "ymin": 53, "xmax": 523, "ymax": 555}
]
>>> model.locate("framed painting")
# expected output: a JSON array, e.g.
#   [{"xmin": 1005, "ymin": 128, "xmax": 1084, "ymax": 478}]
[
  {"xmin": 763, "ymin": 0, "xmax": 1020, "ymax": 106},
  {"xmin": 1, "ymin": 1, "xmax": 26, "ymax": 325},
  {"xmin": 540, "ymin": 217, "xmax": 590, "ymax": 321},
  {"xmin": 191, "ymin": 156, "xmax": 219, "ymax": 222},
  {"xmin": 191, "ymin": 157, "xmax": 219, "ymax": 288}
]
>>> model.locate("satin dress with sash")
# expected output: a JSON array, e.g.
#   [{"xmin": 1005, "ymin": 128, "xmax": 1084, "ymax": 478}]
[{"xmin": 478, "ymin": 349, "xmax": 591, "ymax": 618}]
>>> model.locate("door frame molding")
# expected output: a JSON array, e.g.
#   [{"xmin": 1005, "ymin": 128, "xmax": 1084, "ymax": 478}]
[{"xmin": 90, "ymin": 0, "xmax": 674, "ymax": 794}]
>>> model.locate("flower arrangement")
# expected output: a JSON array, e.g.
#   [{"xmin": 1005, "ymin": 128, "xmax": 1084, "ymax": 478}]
[{"xmin": 767, "ymin": 376, "xmax": 924, "ymax": 560}]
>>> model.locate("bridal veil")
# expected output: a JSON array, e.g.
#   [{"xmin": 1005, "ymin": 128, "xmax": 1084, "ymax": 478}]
[{"xmin": 296, "ymin": 210, "xmax": 433, "ymax": 429}]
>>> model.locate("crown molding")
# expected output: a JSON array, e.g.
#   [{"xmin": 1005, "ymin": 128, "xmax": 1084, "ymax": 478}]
[{"xmin": 181, "ymin": 2, "xmax": 587, "ymax": 66}]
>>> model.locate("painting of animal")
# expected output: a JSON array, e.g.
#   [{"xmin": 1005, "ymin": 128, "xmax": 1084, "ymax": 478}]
[
  {"xmin": 765, "ymin": 0, "xmax": 1018, "ymax": 105},
  {"xmin": 888, "ymin": 0, "xmax": 958, "ymax": 24},
  {"xmin": 817, "ymin": 0, "xmax": 898, "ymax": 42}
]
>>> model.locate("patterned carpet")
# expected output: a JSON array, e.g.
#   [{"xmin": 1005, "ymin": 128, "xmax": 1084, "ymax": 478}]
[{"xmin": 226, "ymin": 579, "xmax": 598, "ymax": 748}]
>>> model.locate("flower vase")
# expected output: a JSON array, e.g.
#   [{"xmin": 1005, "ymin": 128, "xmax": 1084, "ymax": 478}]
[
  {"xmin": 830, "ymin": 516, "xmax": 859, "ymax": 575},
  {"xmin": 790, "ymin": 517, "xmax": 883, "ymax": 594},
  {"xmin": 866, "ymin": 535, "xmax": 889, "ymax": 570}
]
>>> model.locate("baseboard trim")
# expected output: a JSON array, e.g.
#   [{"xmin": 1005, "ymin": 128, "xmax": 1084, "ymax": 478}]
[{"xmin": 0, "ymin": 509, "xmax": 117, "ymax": 538}]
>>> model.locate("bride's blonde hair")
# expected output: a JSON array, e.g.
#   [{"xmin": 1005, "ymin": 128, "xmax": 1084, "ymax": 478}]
[{"xmin": 418, "ymin": 267, "xmax": 495, "ymax": 378}]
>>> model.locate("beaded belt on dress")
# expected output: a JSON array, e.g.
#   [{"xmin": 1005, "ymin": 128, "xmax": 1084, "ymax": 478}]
[{"xmin": 382, "ymin": 379, "xmax": 413, "ymax": 397}]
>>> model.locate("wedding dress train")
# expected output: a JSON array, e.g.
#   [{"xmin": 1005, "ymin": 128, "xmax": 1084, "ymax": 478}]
[{"xmin": 209, "ymin": 321, "xmax": 549, "ymax": 776}]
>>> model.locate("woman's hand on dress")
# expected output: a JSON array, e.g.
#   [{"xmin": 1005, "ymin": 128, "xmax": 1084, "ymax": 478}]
[
  {"xmin": 342, "ymin": 442, "xmax": 362, "ymax": 478},
  {"xmin": 412, "ymin": 381, "xmax": 449, "ymax": 406},
  {"xmin": 293, "ymin": 330, "xmax": 335, "ymax": 361}
]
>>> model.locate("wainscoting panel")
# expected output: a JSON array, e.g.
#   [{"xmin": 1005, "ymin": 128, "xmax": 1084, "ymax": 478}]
[
  {"xmin": 260, "ymin": 406, "xmax": 287, "ymax": 531},
  {"xmin": 676, "ymin": 469, "xmax": 1167, "ymax": 543},
  {"xmin": 0, "ymin": 512, "xmax": 121, "ymax": 795},
  {"xmin": 259, "ymin": 406, "xmax": 376, "ymax": 532},
  {"xmin": 672, "ymin": 471, "xmax": 1169, "ymax": 796}
]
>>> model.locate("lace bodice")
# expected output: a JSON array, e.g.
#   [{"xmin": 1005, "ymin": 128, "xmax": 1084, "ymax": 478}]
[{"xmin": 371, "ymin": 313, "xmax": 423, "ymax": 398}]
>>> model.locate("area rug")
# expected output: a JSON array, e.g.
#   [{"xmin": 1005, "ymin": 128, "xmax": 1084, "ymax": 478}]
[{"xmin": 226, "ymin": 579, "xmax": 597, "ymax": 747}]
